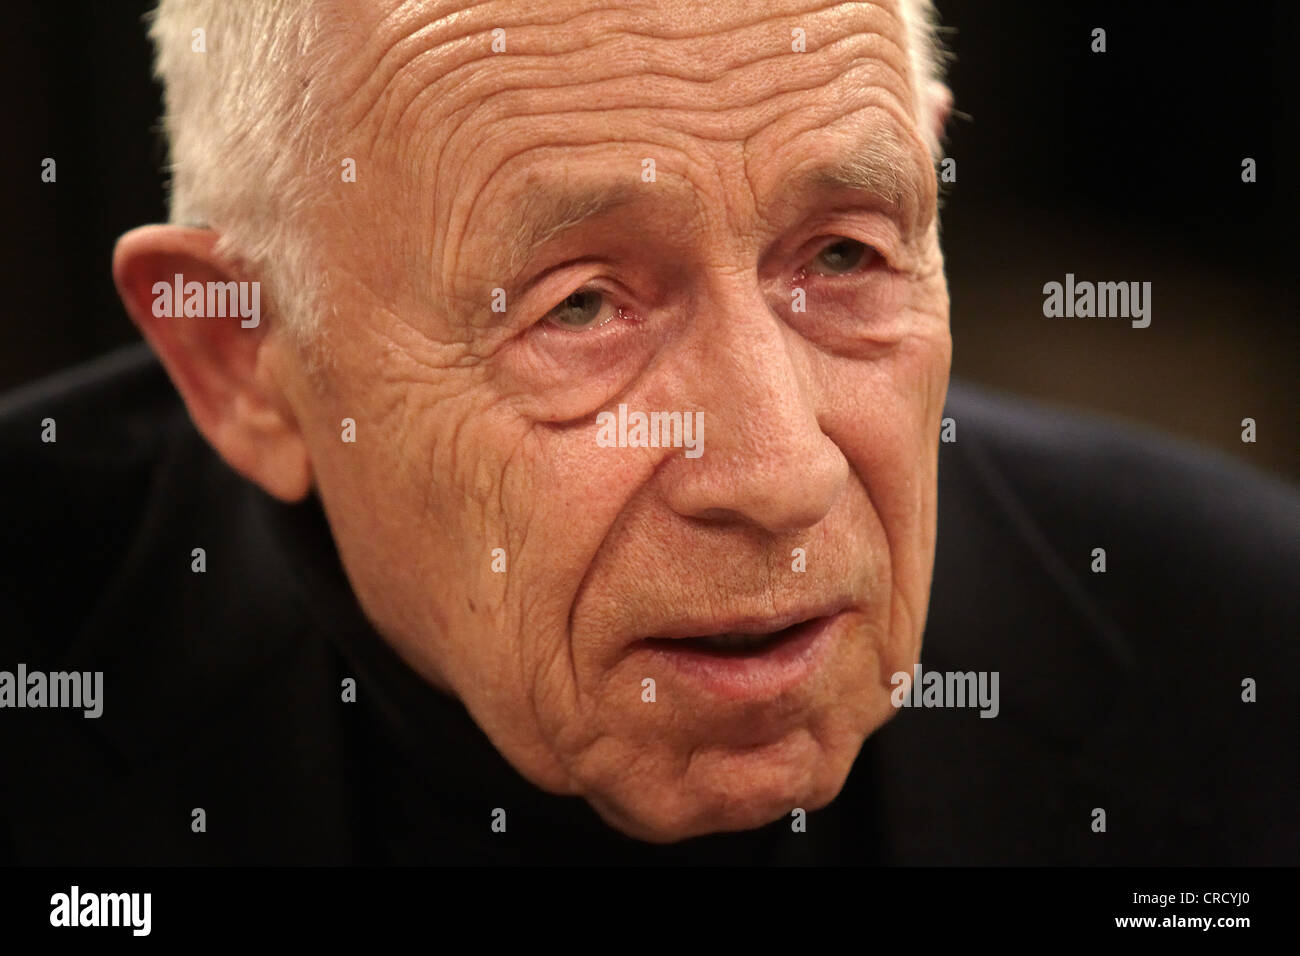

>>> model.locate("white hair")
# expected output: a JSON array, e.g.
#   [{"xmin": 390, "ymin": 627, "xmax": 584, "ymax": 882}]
[
  {"xmin": 149, "ymin": 0, "xmax": 344, "ymax": 343},
  {"xmin": 149, "ymin": 0, "xmax": 946, "ymax": 339},
  {"xmin": 902, "ymin": 0, "xmax": 950, "ymax": 157}
]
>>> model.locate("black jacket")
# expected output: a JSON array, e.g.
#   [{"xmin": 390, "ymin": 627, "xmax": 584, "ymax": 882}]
[{"xmin": 1, "ymin": 344, "xmax": 1296, "ymax": 864}]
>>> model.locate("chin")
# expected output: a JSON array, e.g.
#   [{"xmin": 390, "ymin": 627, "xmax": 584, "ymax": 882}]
[{"xmin": 589, "ymin": 725, "xmax": 861, "ymax": 844}]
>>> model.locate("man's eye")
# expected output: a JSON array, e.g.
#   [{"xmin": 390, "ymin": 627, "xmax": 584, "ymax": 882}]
[
  {"xmin": 808, "ymin": 238, "xmax": 877, "ymax": 276},
  {"xmin": 545, "ymin": 289, "xmax": 611, "ymax": 331}
]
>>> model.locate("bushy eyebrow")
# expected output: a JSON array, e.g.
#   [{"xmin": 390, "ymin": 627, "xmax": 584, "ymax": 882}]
[
  {"xmin": 793, "ymin": 126, "xmax": 932, "ymax": 233},
  {"xmin": 504, "ymin": 182, "xmax": 643, "ymax": 277}
]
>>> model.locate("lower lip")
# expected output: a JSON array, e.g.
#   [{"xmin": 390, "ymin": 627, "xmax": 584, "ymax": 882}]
[{"xmin": 635, "ymin": 612, "xmax": 845, "ymax": 701}]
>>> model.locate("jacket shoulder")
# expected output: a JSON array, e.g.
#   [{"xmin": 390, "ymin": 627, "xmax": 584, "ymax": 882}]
[
  {"xmin": 0, "ymin": 345, "xmax": 185, "ymax": 657},
  {"xmin": 932, "ymin": 382, "xmax": 1299, "ymax": 863},
  {"xmin": 943, "ymin": 381, "xmax": 1300, "ymax": 614}
]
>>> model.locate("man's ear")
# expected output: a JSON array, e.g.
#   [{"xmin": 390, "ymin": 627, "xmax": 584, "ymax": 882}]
[{"xmin": 112, "ymin": 224, "xmax": 313, "ymax": 503}]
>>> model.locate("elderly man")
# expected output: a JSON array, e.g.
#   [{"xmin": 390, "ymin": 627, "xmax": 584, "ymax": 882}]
[{"xmin": 0, "ymin": 0, "xmax": 1295, "ymax": 865}]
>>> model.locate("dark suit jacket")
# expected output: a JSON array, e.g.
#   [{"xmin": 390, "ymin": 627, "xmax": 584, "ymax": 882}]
[{"xmin": 1, "ymin": 345, "xmax": 1296, "ymax": 864}]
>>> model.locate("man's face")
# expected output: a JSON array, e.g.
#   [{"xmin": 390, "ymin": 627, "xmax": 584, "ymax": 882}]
[{"xmin": 281, "ymin": 0, "xmax": 949, "ymax": 841}]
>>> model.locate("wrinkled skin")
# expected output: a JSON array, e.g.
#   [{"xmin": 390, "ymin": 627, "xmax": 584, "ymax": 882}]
[{"xmin": 119, "ymin": 0, "xmax": 951, "ymax": 842}]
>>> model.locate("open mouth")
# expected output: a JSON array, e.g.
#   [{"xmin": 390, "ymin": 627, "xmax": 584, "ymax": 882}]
[
  {"xmin": 642, "ymin": 616, "xmax": 828, "ymax": 658},
  {"xmin": 633, "ymin": 609, "xmax": 848, "ymax": 699}
]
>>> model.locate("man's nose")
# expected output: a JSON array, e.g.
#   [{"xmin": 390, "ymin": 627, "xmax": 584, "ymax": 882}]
[{"xmin": 656, "ymin": 285, "xmax": 849, "ymax": 535}]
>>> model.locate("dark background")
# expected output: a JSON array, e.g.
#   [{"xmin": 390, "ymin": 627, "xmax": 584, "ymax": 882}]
[{"xmin": 3, "ymin": 0, "xmax": 1295, "ymax": 479}]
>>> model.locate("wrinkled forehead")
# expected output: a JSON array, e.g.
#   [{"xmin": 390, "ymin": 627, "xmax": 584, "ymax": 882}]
[{"xmin": 326, "ymin": 0, "xmax": 927, "ymax": 295}]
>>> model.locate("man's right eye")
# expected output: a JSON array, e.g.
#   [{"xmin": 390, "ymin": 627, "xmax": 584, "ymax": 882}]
[{"xmin": 545, "ymin": 289, "xmax": 613, "ymax": 331}]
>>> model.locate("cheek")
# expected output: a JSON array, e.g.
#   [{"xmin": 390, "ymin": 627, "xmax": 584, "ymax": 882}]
[
  {"xmin": 427, "ymin": 417, "xmax": 668, "ymax": 788},
  {"xmin": 822, "ymin": 324, "xmax": 947, "ymax": 485},
  {"xmin": 820, "ymin": 328, "xmax": 949, "ymax": 626},
  {"xmin": 438, "ymin": 414, "xmax": 658, "ymax": 718},
  {"xmin": 294, "ymin": 376, "xmax": 470, "ymax": 672}
]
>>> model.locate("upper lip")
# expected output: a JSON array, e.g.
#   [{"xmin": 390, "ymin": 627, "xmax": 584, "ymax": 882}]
[{"xmin": 638, "ymin": 601, "xmax": 851, "ymax": 641}]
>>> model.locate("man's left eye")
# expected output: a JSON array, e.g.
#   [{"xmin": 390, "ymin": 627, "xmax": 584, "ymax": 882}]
[
  {"xmin": 544, "ymin": 289, "xmax": 613, "ymax": 331},
  {"xmin": 807, "ymin": 238, "xmax": 877, "ymax": 276}
]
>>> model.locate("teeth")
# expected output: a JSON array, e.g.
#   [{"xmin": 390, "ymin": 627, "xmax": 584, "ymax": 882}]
[{"xmin": 693, "ymin": 632, "xmax": 775, "ymax": 650}]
